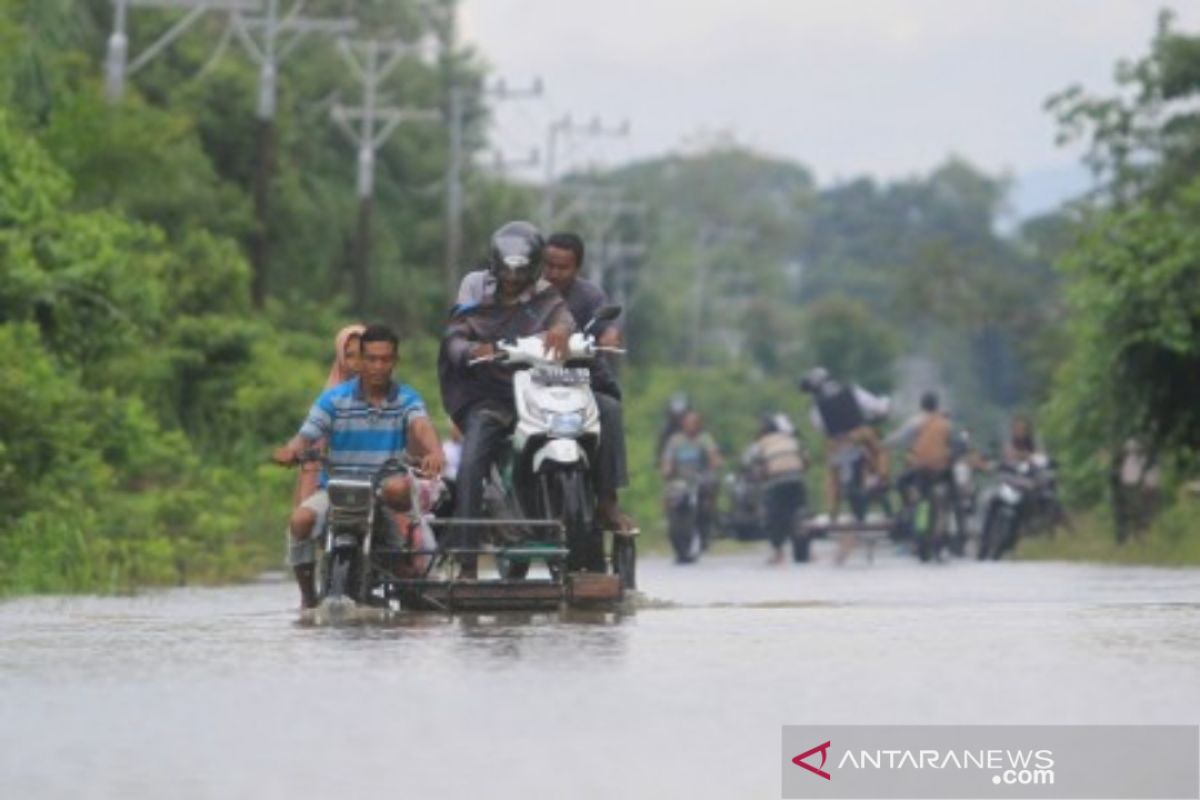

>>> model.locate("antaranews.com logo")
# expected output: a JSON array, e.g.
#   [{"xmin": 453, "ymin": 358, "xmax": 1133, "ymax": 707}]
[
  {"xmin": 781, "ymin": 725, "xmax": 1198, "ymax": 799},
  {"xmin": 792, "ymin": 739, "xmax": 1056, "ymax": 786}
]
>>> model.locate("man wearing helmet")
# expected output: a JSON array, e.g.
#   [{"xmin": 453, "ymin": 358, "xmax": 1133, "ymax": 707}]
[
  {"xmin": 439, "ymin": 221, "xmax": 575, "ymax": 578},
  {"xmin": 799, "ymin": 367, "xmax": 891, "ymax": 519}
]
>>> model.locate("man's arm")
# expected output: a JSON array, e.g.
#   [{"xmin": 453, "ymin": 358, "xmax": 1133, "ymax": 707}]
[
  {"xmin": 444, "ymin": 314, "xmax": 486, "ymax": 367},
  {"xmin": 704, "ymin": 434, "xmax": 724, "ymax": 471},
  {"xmin": 273, "ymin": 393, "xmax": 333, "ymax": 464},
  {"xmin": 854, "ymin": 385, "xmax": 891, "ymax": 420},
  {"xmin": 407, "ymin": 415, "xmax": 446, "ymax": 476},
  {"xmin": 541, "ymin": 293, "xmax": 576, "ymax": 360},
  {"xmin": 883, "ymin": 413, "xmax": 924, "ymax": 449}
]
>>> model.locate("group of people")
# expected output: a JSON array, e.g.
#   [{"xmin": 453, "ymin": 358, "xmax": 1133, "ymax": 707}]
[
  {"xmin": 659, "ymin": 366, "xmax": 1050, "ymax": 566},
  {"xmin": 273, "ymin": 220, "xmax": 634, "ymax": 607},
  {"xmin": 657, "ymin": 397, "xmax": 808, "ymax": 565}
]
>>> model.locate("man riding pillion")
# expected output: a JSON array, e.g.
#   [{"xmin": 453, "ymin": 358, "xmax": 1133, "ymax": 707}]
[
  {"xmin": 439, "ymin": 220, "xmax": 575, "ymax": 580},
  {"xmin": 539, "ymin": 232, "xmax": 636, "ymax": 536},
  {"xmin": 274, "ymin": 324, "xmax": 446, "ymax": 609},
  {"xmin": 799, "ymin": 366, "xmax": 891, "ymax": 520},
  {"xmin": 743, "ymin": 413, "xmax": 807, "ymax": 565}
]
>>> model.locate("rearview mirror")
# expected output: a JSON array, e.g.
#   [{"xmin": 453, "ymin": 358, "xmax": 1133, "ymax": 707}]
[{"xmin": 585, "ymin": 305, "xmax": 622, "ymax": 333}]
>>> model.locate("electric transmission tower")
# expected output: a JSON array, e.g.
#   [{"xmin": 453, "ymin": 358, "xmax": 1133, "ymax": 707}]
[
  {"xmin": 331, "ymin": 38, "xmax": 437, "ymax": 315},
  {"xmin": 540, "ymin": 115, "xmax": 629, "ymax": 230},
  {"xmin": 442, "ymin": 77, "xmax": 543, "ymax": 297},
  {"xmin": 105, "ymin": 0, "xmax": 260, "ymax": 103},
  {"xmin": 232, "ymin": 0, "xmax": 356, "ymax": 306}
]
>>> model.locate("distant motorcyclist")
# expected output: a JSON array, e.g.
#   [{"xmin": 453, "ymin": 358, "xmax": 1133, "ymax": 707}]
[
  {"xmin": 439, "ymin": 220, "xmax": 575, "ymax": 579},
  {"xmin": 743, "ymin": 413, "xmax": 807, "ymax": 565},
  {"xmin": 660, "ymin": 410, "xmax": 723, "ymax": 551},
  {"xmin": 799, "ymin": 367, "xmax": 890, "ymax": 519},
  {"xmin": 1003, "ymin": 415, "xmax": 1039, "ymax": 466},
  {"xmin": 884, "ymin": 391, "xmax": 959, "ymax": 542},
  {"xmin": 656, "ymin": 392, "xmax": 691, "ymax": 465}
]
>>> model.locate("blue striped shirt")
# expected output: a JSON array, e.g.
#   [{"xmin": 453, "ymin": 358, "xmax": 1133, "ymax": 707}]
[{"xmin": 298, "ymin": 378, "xmax": 428, "ymax": 476}]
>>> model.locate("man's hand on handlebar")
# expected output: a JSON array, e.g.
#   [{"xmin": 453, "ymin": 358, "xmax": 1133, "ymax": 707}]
[
  {"xmin": 543, "ymin": 324, "xmax": 570, "ymax": 360},
  {"xmin": 272, "ymin": 444, "xmax": 299, "ymax": 466},
  {"xmin": 416, "ymin": 450, "xmax": 445, "ymax": 478},
  {"xmin": 469, "ymin": 342, "xmax": 496, "ymax": 362}
]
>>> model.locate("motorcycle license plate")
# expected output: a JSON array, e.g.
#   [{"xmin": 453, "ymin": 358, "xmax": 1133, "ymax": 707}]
[{"xmin": 532, "ymin": 366, "xmax": 590, "ymax": 385}]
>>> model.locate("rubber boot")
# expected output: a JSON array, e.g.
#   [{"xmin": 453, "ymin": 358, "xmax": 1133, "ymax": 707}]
[{"xmin": 294, "ymin": 564, "xmax": 318, "ymax": 609}]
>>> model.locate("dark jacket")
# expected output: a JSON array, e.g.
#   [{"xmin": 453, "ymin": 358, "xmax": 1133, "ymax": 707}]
[{"xmin": 438, "ymin": 285, "xmax": 575, "ymax": 424}]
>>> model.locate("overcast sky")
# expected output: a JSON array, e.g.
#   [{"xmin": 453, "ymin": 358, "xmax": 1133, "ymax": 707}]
[{"xmin": 461, "ymin": 1, "xmax": 1200, "ymax": 216}]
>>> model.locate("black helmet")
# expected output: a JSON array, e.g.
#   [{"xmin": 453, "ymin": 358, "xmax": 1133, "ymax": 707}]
[
  {"xmin": 920, "ymin": 391, "xmax": 940, "ymax": 412},
  {"xmin": 488, "ymin": 220, "xmax": 544, "ymax": 286}
]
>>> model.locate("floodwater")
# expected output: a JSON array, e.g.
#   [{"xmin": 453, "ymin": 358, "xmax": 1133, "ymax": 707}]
[{"xmin": 2, "ymin": 541, "xmax": 1199, "ymax": 799}]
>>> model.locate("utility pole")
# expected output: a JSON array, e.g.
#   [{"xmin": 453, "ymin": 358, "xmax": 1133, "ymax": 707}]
[
  {"xmin": 105, "ymin": 0, "xmax": 261, "ymax": 103},
  {"xmin": 332, "ymin": 38, "xmax": 437, "ymax": 315},
  {"xmin": 690, "ymin": 224, "xmax": 754, "ymax": 366},
  {"xmin": 232, "ymin": 0, "xmax": 355, "ymax": 307},
  {"xmin": 541, "ymin": 115, "xmax": 629, "ymax": 230}
]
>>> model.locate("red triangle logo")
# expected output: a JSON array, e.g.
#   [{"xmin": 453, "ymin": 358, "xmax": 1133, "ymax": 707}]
[{"xmin": 792, "ymin": 740, "xmax": 832, "ymax": 780}]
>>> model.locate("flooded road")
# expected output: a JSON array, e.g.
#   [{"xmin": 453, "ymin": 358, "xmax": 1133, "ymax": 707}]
[{"xmin": 3, "ymin": 542, "xmax": 1200, "ymax": 799}]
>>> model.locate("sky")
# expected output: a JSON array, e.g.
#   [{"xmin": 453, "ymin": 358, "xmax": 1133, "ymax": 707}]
[{"xmin": 461, "ymin": 0, "xmax": 1200, "ymax": 218}]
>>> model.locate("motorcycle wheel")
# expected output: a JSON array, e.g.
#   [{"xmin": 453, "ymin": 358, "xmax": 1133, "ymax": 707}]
[
  {"xmin": 324, "ymin": 549, "xmax": 358, "ymax": 602},
  {"xmin": 497, "ymin": 557, "xmax": 530, "ymax": 581},
  {"xmin": 997, "ymin": 514, "xmax": 1021, "ymax": 559},
  {"xmin": 668, "ymin": 503, "xmax": 697, "ymax": 564},
  {"xmin": 982, "ymin": 509, "xmax": 1014, "ymax": 561},
  {"xmin": 613, "ymin": 535, "xmax": 637, "ymax": 590},
  {"xmin": 556, "ymin": 470, "xmax": 604, "ymax": 573}
]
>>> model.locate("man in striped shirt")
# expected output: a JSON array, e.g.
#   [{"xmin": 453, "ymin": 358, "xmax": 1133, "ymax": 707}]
[{"xmin": 274, "ymin": 324, "xmax": 444, "ymax": 608}]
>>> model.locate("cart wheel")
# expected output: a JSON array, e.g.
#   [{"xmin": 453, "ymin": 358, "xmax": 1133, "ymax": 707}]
[
  {"xmin": 613, "ymin": 535, "xmax": 637, "ymax": 591},
  {"xmin": 497, "ymin": 557, "xmax": 530, "ymax": 580}
]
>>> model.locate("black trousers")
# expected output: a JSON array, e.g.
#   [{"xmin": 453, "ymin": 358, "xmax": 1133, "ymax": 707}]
[
  {"xmin": 764, "ymin": 478, "xmax": 805, "ymax": 549},
  {"xmin": 450, "ymin": 402, "xmax": 514, "ymax": 565},
  {"xmin": 595, "ymin": 391, "xmax": 628, "ymax": 498}
]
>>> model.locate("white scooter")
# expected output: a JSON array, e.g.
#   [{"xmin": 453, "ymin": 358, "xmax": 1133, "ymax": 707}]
[{"xmin": 467, "ymin": 307, "xmax": 635, "ymax": 586}]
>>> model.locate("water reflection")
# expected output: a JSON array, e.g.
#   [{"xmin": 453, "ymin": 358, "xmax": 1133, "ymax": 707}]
[{"xmin": 453, "ymin": 609, "xmax": 630, "ymax": 664}]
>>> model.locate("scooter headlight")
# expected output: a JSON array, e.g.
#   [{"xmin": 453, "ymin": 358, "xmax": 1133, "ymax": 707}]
[{"xmin": 548, "ymin": 411, "xmax": 585, "ymax": 438}]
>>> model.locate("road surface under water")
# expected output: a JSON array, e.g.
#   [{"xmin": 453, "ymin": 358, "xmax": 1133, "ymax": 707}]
[{"xmin": 2, "ymin": 541, "xmax": 1199, "ymax": 799}]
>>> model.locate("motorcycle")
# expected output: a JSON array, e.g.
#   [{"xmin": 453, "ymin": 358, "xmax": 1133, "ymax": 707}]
[
  {"xmin": 718, "ymin": 467, "xmax": 767, "ymax": 543},
  {"xmin": 977, "ymin": 453, "xmax": 1058, "ymax": 560},
  {"xmin": 465, "ymin": 306, "xmax": 636, "ymax": 589},
  {"xmin": 902, "ymin": 471, "xmax": 954, "ymax": 563},
  {"xmin": 308, "ymin": 457, "xmax": 438, "ymax": 607},
  {"xmin": 718, "ymin": 466, "xmax": 811, "ymax": 562}
]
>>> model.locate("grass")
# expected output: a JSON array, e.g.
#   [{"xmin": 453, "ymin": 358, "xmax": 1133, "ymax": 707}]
[{"xmin": 1017, "ymin": 495, "xmax": 1200, "ymax": 567}]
